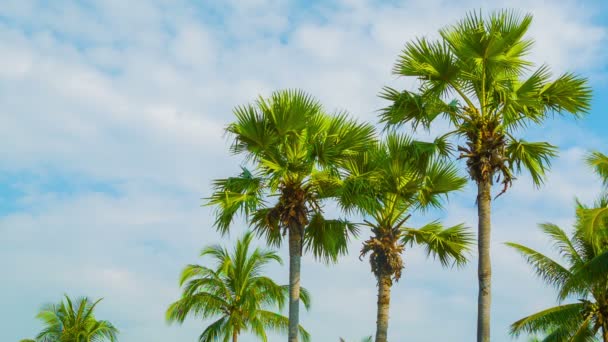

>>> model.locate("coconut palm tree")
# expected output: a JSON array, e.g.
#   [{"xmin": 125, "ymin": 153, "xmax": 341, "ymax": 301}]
[
  {"xmin": 379, "ymin": 10, "xmax": 591, "ymax": 341},
  {"xmin": 167, "ymin": 231, "xmax": 311, "ymax": 342},
  {"xmin": 335, "ymin": 134, "xmax": 473, "ymax": 342},
  {"xmin": 25, "ymin": 295, "xmax": 118, "ymax": 342},
  {"xmin": 507, "ymin": 199, "xmax": 608, "ymax": 341},
  {"xmin": 207, "ymin": 89, "xmax": 375, "ymax": 341}
]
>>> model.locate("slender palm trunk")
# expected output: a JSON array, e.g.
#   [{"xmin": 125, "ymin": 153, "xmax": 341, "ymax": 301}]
[
  {"xmin": 288, "ymin": 227, "xmax": 303, "ymax": 342},
  {"xmin": 233, "ymin": 330, "xmax": 238, "ymax": 342},
  {"xmin": 602, "ymin": 323, "xmax": 608, "ymax": 342},
  {"xmin": 477, "ymin": 179, "xmax": 492, "ymax": 342},
  {"xmin": 375, "ymin": 274, "xmax": 392, "ymax": 342}
]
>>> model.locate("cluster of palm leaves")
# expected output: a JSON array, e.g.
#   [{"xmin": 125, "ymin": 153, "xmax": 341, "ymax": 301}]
[
  {"xmin": 21, "ymin": 296, "xmax": 118, "ymax": 342},
  {"xmin": 508, "ymin": 154, "xmax": 608, "ymax": 341},
  {"xmin": 21, "ymin": 8, "xmax": 601, "ymax": 342}
]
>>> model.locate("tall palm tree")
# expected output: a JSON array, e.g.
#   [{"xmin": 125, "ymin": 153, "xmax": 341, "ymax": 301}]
[
  {"xmin": 379, "ymin": 10, "xmax": 591, "ymax": 341},
  {"xmin": 507, "ymin": 199, "xmax": 608, "ymax": 341},
  {"xmin": 336, "ymin": 134, "xmax": 473, "ymax": 342},
  {"xmin": 166, "ymin": 231, "xmax": 311, "ymax": 342},
  {"xmin": 208, "ymin": 89, "xmax": 375, "ymax": 341},
  {"xmin": 25, "ymin": 295, "xmax": 118, "ymax": 342}
]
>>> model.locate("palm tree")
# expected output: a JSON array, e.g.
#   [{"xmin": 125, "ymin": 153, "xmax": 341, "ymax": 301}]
[
  {"xmin": 507, "ymin": 200, "xmax": 608, "ymax": 341},
  {"xmin": 207, "ymin": 89, "xmax": 375, "ymax": 341},
  {"xmin": 379, "ymin": 10, "xmax": 591, "ymax": 341},
  {"xmin": 167, "ymin": 231, "xmax": 311, "ymax": 342},
  {"xmin": 25, "ymin": 295, "xmax": 118, "ymax": 342},
  {"xmin": 335, "ymin": 134, "xmax": 473, "ymax": 342}
]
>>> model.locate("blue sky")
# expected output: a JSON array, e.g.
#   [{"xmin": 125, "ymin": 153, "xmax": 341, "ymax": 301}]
[{"xmin": 1, "ymin": 0, "xmax": 608, "ymax": 341}]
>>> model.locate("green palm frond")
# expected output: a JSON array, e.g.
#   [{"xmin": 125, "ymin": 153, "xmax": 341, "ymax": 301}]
[
  {"xmin": 586, "ymin": 151, "xmax": 608, "ymax": 186},
  {"xmin": 303, "ymin": 213, "xmax": 359, "ymax": 264},
  {"xmin": 540, "ymin": 73, "xmax": 591, "ymax": 116},
  {"xmin": 505, "ymin": 140, "xmax": 558, "ymax": 187},
  {"xmin": 402, "ymin": 222, "xmax": 474, "ymax": 267},
  {"xmin": 198, "ymin": 317, "xmax": 229, "ymax": 342},
  {"xmin": 206, "ymin": 168, "xmax": 266, "ymax": 234},
  {"xmin": 510, "ymin": 303, "xmax": 586, "ymax": 337},
  {"xmin": 505, "ymin": 242, "xmax": 572, "ymax": 290},
  {"xmin": 378, "ymin": 87, "xmax": 458, "ymax": 130}
]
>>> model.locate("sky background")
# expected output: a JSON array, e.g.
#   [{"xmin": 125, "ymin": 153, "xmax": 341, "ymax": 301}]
[{"xmin": 2, "ymin": 0, "xmax": 608, "ymax": 341}]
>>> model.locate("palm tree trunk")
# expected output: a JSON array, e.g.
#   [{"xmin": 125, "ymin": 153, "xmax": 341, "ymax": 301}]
[
  {"xmin": 288, "ymin": 226, "xmax": 303, "ymax": 342},
  {"xmin": 375, "ymin": 274, "xmax": 392, "ymax": 342},
  {"xmin": 477, "ymin": 179, "xmax": 492, "ymax": 342},
  {"xmin": 602, "ymin": 323, "xmax": 608, "ymax": 342},
  {"xmin": 233, "ymin": 330, "xmax": 238, "ymax": 342}
]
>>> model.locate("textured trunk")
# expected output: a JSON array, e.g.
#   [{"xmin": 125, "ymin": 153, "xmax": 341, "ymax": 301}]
[
  {"xmin": 288, "ymin": 227, "xmax": 303, "ymax": 342},
  {"xmin": 233, "ymin": 330, "xmax": 238, "ymax": 342},
  {"xmin": 603, "ymin": 323, "xmax": 608, "ymax": 342},
  {"xmin": 477, "ymin": 180, "xmax": 492, "ymax": 342},
  {"xmin": 375, "ymin": 274, "xmax": 392, "ymax": 342}
]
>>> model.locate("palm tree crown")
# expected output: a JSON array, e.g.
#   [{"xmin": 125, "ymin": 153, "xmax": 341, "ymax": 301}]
[
  {"xmin": 381, "ymin": 9, "xmax": 591, "ymax": 192},
  {"xmin": 26, "ymin": 295, "xmax": 118, "ymax": 342},
  {"xmin": 208, "ymin": 89, "xmax": 374, "ymax": 259},
  {"xmin": 166, "ymin": 231, "xmax": 311, "ymax": 342}
]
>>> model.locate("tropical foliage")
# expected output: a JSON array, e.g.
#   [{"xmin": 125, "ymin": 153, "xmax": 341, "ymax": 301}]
[
  {"xmin": 166, "ymin": 231, "xmax": 311, "ymax": 342},
  {"xmin": 335, "ymin": 134, "xmax": 473, "ymax": 341},
  {"xmin": 507, "ymin": 197, "xmax": 608, "ymax": 341},
  {"xmin": 380, "ymin": 9, "xmax": 592, "ymax": 341},
  {"xmin": 207, "ymin": 89, "xmax": 375, "ymax": 341},
  {"xmin": 23, "ymin": 295, "xmax": 118, "ymax": 342}
]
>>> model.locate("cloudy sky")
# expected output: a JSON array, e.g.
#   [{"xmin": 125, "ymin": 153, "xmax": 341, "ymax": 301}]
[{"xmin": 2, "ymin": 0, "xmax": 608, "ymax": 341}]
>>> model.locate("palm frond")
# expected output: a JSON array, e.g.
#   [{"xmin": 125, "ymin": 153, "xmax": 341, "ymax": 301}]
[
  {"xmin": 206, "ymin": 167, "xmax": 266, "ymax": 234},
  {"xmin": 506, "ymin": 140, "xmax": 558, "ymax": 187},
  {"xmin": 510, "ymin": 303, "xmax": 586, "ymax": 337},
  {"xmin": 586, "ymin": 151, "xmax": 608, "ymax": 186},
  {"xmin": 505, "ymin": 242, "xmax": 571, "ymax": 290},
  {"xmin": 402, "ymin": 222, "xmax": 474, "ymax": 267},
  {"xmin": 303, "ymin": 213, "xmax": 359, "ymax": 263}
]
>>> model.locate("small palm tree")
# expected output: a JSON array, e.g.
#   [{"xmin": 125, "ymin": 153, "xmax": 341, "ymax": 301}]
[
  {"xmin": 336, "ymin": 134, "xmax": 473, "ymax": 342},
  {"xmin": 167, "ymin": 231, "xmax": 311, "ymax": 342},
  {"xmin": 24, "ymin": 295, "xmax": 118, "ymax": 342},
  {"xmin": 208, "ymin": 89, "xmax": 375, "ymax": 341},
  {"xmin": 507, "ymin": 200, "xmax": 608, "ymax": 341},
  {"xmin": 380, "ymin": 10, "xmax": 592, "ymax": 341}
]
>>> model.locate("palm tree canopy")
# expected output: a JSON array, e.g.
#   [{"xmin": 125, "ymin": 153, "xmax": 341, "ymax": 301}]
[
  {"xmin": 337, "ymin": 134, "xmax": 473, "ymax": 282},
  {"xmin": 380, "ymin": 9, "xmax": 591, "ymax": 192},
  {"xmin": 29, "ymin": 295, "xmax": 118, "ymax": 342},
  {"xmin": 207, "ymin": 89, "xmax": 375, "ymax": 262},
  {"xmin": 507, "ymin": 204, "xmax": 608, "ymax": 340},
  {"xmin": 166, "ymin": 231, "xmax": 311, "ymax": 342}
]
